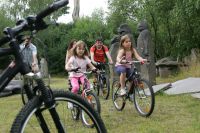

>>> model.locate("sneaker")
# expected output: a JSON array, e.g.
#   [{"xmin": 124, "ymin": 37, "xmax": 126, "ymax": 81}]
[
  {"xmin": 68, "ymin": 102, "xmax": 73, "ymax": 109},
  {"xmin": 118, "ymin": 88, "xmax": 126, "ymax": 96}
]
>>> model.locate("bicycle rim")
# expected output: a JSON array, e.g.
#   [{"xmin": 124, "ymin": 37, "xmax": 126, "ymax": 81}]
[
  {"xmin": 112, "ymin": 80, "xmax": 125, "ymax": 111},
  {"xmin": 11, "ymin": 90, "xmax": 107, "ymax": 133},
  {"xmin": 133, "ymin": 79, "xmax": 155, "ymax": 117}
]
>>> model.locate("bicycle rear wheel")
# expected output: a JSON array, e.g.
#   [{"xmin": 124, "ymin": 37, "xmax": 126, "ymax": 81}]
[
  {"xmin": 133, "ymin": 79, "xmax": 155, "ymax": 117},
  {"xmin": 112, "ymin": 80, "xmax": 126, "ymax": 111},
  {"xmin": 81, "ymin": 91, "xmax": 101, "ymax": 128},
  {"xmin": 11, "ymin": 90, "xmax": 107, "ymax": 133}
]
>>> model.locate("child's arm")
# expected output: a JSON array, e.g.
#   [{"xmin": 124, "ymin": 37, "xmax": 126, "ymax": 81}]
[
  {"xmin": 65, "ymin": 56, "xmax": 73, "ymax": 71},
  {"xmin": 116, "ymin": 49, "xmax": 127, "ymax": 63},
  {"xmin": 65, "ymin": 51, "xmax": 69, "ymax": 65},
  {"xmin": 133, "ymin": 48, "xmax": 147, "ymax": 62},
  {"xmin": 88, "ymin": 62, "xmax": 96, "ymax": 70},
  {"xmin": 86, "ymin": 56, "xmax": 96, "ymax": 70}
]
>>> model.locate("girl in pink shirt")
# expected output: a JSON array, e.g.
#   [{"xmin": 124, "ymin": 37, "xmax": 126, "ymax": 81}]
[
  {"xmin": 115, "ymin": 34, "xmax": 146, "ymax": 96},
  {"xmin": 65, "ymin": 40, "xmax": 96, "ymax": 94}
]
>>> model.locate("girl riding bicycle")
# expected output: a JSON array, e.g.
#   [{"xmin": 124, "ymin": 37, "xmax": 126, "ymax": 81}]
[
  {"xmin": 65, "ymin": 39, "xmax": 77, "ymax": 64},
  {"xmin": 65, "ymin": 40, "xmax": 96, "ymax": 95},
  {"xmin": 115, "ymin": 34, "xmax": 147, "ymax": 96}
]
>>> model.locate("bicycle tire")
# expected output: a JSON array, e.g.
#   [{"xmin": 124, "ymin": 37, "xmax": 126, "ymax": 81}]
[
  {"xmin": 133, "ymin": 79, "xmax": 155, "ymax": 117},
  {"xmin": 93, "ymin": 81, "xmax": 100, "ymax": 96},
  {"xmin": 100, "ymin": 75, "xmax": 110, "ymax": 100},
  {"xmin": 11, "ymin": 90, "xmax": 107, "ymax": 133},
  {"xmin": 81, "ymin": 91, "xmax": 101, "ymax": 128},
  {"xmin": 112, "ymin": 80, "xmax": 125, "ymax": 111}
]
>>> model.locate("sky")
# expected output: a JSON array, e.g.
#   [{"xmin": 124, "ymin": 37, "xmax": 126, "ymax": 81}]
[{"xmin": 57, "ymin": 0, "xmax": 108, "ymax": 24}]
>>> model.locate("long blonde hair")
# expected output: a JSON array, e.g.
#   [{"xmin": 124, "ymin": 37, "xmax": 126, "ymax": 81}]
[
  {"xmin": 119, "ymin": 34, "xmax": 134, "ymax": 55},
  {"xmin": 72, "ymin": 40, "xmax": 88, "ymax": 58}
]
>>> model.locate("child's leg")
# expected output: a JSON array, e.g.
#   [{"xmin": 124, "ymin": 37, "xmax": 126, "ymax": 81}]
[
  {"xmin": 120, "ymin": 72, "xmax": 126, "ymax": 89},
  {"xmin": 115, "ymin": 66, "xmax": 127, "ymax": 95},
  {"xmin": 70, "ymin": 77, "xmax": 80, "ymax": 94},
  {"xmin": 80, "ymin": 75, "xmax": 90, "ymax": 89}
]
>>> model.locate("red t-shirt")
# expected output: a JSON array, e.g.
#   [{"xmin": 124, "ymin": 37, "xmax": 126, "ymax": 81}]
[{"xmin": 90, "ymin": 45, "xmax": 109, "ymax": 62}]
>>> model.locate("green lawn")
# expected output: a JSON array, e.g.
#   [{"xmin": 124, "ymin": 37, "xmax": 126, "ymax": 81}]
[
  {"xmin": 0, "ymin": 62, "xmax": 199, "ymax": 132},
  {"xmin": 1, "ymin": 77, "xmax": 200, "ymax": 133}
]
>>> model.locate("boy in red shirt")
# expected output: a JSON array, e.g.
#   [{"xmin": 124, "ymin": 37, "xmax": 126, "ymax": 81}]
[
  {"xmin": 90, "ymin": 37, "xmax": 113, "ymax": 67},
  {"xmin": 90, "ymin": 37, "xmax": 113, "ymax": 84}
]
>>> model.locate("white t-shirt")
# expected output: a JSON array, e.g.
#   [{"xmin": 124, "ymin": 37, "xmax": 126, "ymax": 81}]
[{"xmin": 68, "ymin": 56, "xmax": 91, "ymax": 77}]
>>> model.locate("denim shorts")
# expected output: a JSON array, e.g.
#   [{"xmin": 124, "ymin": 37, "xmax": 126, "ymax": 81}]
[{"xmin": 115, "ymin": 65, "xmax": 133, "ymax": 79}]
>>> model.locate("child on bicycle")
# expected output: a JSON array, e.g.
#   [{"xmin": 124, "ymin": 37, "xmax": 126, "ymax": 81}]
[
  {"xmin": 65, "ymin": 40, "xmax": 96, "ymax": 95},
  {"xmin": 90, "ymin": 37, "xmax": 113, "ymax": 83},
  {"xmin": 90, "ymin": 37, "xmax": 113, "ymax": 68},
  {"xmin": 115, "ymin": 34, "xmax": 147, "ymax": 96}
]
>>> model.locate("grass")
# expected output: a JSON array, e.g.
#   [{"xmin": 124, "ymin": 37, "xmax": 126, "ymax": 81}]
[{"xmin": 0, "ymin": 62, "xmax": 199, "ymax": 132}]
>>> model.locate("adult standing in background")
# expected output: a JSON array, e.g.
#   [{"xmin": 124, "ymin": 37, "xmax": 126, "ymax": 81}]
[{"xmin": 20, "ymin": 35, "xmax": 39, "ymax": 73}]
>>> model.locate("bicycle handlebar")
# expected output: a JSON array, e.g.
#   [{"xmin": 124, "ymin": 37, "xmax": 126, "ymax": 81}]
[
  {"xmin": 96, "ymin": 62, "xmax": 113, "ymax": 67},
  {"xmin": 0, "ymin": 0, "xmax": 69, "ymax": 47},
  {"xmin": 68, "ymin": 67, "xmax": 97, "ymax": 74},
  {"xmin": 36, "ymin": 0, "xmax": 69, "ymax": 20},
  {"xmin": 127, "ymin": 60, "xmax": 150, "ymax": 65}
]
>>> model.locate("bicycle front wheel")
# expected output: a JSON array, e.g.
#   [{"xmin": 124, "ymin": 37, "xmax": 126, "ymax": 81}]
[
  {"xmin": 133, "ymin": 79, "xmax": 155, "ymax": 117},
  {"xmin": 112, "ymin": 80, "xmax": 126, "ymax": 111},
  {"xmin": 81, "ymin": 91, "xmax": 101, "ymax": 128},
  {"xmin": 11, "ymin": 90, "xmax": 107, "ymax": 133},
  {"xmin": 100, "ymin": 75, "xmax": 110, "ymax": 100}
]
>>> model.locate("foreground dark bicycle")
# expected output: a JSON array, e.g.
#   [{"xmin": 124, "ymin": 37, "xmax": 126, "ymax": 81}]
[
  {"xmin": 67, "ymin": 68, "xmax": 101, "ymax": 128},
  {"xmin": 112, "ymin": 61, "xmax": 155, "ymax": 117},
  {"xmin": 93, "ymin": 63, "xmax": 110, "ymax": 100},
  {"xmin": 0, "ymin": 0, "xmax": 107, "ymax": 132}
]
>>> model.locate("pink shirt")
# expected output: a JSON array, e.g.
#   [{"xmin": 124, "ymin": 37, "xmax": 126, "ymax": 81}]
[
  {"xmin": 115, "ymin": 51, "xmax": 133, "ymax": 68},
  {"xmin": 68, "ymin": 56, "xmax": 91, "ymax": 77}
]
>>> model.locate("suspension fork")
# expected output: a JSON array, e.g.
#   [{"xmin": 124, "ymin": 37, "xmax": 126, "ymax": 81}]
[
  {"xmin": 25, "ymin": 73, "xmax": 65, "ymax": 132},
  {"xmin": 37, "ymin": 79, "xmax": 65, "ymax": 133}
]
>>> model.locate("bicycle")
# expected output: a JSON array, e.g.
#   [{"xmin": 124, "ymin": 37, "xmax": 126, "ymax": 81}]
[
  {"xmin": 67, "ymin": 68, "xmax": 101, "ymax": 128},
  {"xmin": 112, "ymin": 61, "xmax": 155, "ymax": 117},
  {"xmin": 0, "ymin": 0, "xmax": 107, "ymax": 132},
  {"xmin": 93, "ymin": 62, "xmax": 110, "ymax": 100}
]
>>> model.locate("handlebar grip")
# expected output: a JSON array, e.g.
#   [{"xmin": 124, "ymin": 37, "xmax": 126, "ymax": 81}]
[
  {"xmin": 0, "ymin": 36, "xmax": 9, "ymax": 47},
  {"xmin": 36, "ymin": 0, "xmax": 69, "ymax": 20}
]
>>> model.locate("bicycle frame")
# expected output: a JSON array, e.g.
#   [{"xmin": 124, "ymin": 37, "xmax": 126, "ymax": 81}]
[
  {"xmin": 95, "ymin": 63, "xmax": 108, "ymax": 87},
  {"xmin": 124, "ymin": 65, "xmax": 141, "ymax": 96},
  {"xmin": 0, "ymin": 45, "xmax": 30, "ymax": 93}
]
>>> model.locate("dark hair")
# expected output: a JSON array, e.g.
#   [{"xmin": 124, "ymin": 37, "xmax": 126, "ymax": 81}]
[
  {"xmin": 67, "ymin": 39, "xmax": 77, "ymax": 50},
  {"xmin": 24, "ymin": 35, "xmax": 31, "ymax": 40},
  {"xmin": 96, "ymin": 37, "xmax": 103, "ymax": 42}
]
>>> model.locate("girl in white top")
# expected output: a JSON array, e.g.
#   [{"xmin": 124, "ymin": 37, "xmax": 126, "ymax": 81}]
[
  {"xmin": 65, "ymin": 40, "xmax": 96, "ymax": 94},
  {"xmin": 115, "ymin": 34, "xmax": 146, "ymax": 96}
]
